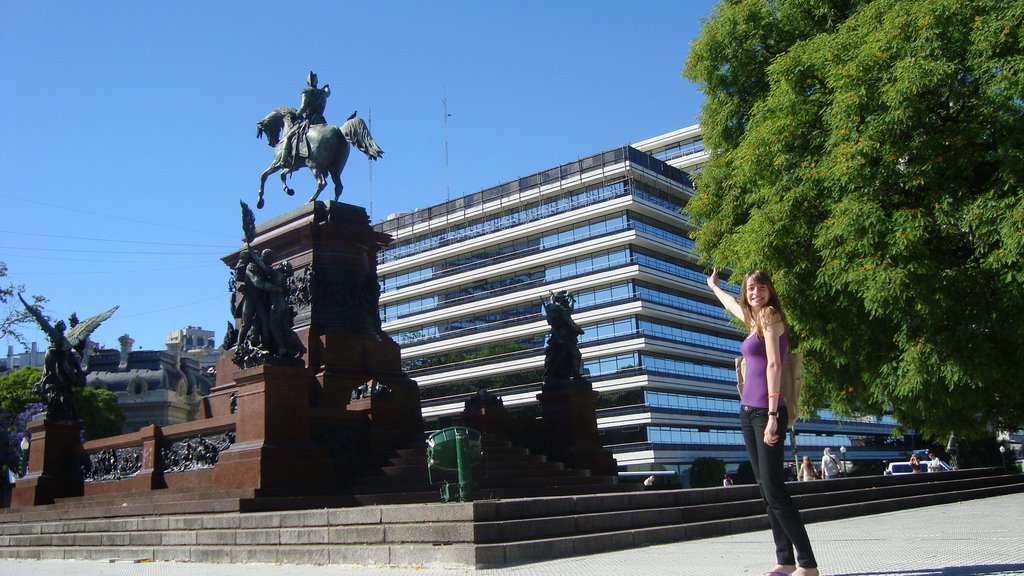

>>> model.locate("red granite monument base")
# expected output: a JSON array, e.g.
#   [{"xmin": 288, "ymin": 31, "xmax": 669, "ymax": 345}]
[
  {"xmin": 11, "ymin": 418, "xmax": 84, "ymax": 507},
  {"xmin": 537, "ymin": 381, "xmax": 618, "ymax": 477},
  {"xmin": 213, "ymin": 364, "xmax": 335, "ymax": 494}
]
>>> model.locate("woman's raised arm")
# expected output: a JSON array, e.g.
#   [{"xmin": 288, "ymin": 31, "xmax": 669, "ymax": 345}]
[{"xmin": 706, "ymin": 268, "xmax": 745, "ymax": 322}]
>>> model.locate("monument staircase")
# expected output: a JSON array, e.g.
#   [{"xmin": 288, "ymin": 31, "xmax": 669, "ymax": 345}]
[
  {"xmin": 1, "ymin": 467, "xmax": 1020, "ymax": 567},
  {"xmin": 339, "ymin": 435, "xmax": 631, "ymax": 505}
]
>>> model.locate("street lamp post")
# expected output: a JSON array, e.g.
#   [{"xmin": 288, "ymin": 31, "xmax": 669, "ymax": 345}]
[
  {"xmin": 946, "ymin": 432, "xmax": 959, "ymax": 469},
  {"xmin": 790, "ymin": 429, "xmax": 799, "ymax": 481},
  {"xmin": 840, "ymin": 445, "xmax": 847, "ymax": 477},
  {"xmin": 19, "ymin": 436, "xmax": 29, "ymax": 477},
  {"xmin": 999, "ymin": 445, "xmax": 1007, "ymax": 473}
]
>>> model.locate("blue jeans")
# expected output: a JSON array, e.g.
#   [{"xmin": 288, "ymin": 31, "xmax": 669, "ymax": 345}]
[{"xmin": 740, "ymin": 404, "xmax": 817, "ymax": 569}]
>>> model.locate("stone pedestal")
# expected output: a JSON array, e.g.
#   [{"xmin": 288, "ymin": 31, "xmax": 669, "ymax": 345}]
[
  {"xmin": 312, "ymin": 333, "xmax": 407, "ymax": 407},
  {"xmin": 536, "ymin": 379, "xmax": 618, "ymax": 477},
  {"xmin": 461, "ymin": 391, "xmax": 512, "ymax": 441},
  {"xmin": 11, "ymin": 418, "xmax": 83, "ymax": 507},
  {"xmin": 214, "ymin": 201, "xmax": 424, "ymax": 471},
  {"xmin": 217, "ymin": 201, "xmax": 396, "ymax": 382},
  {"xmin": 213, "ymin": 364, "xmax": 335, "ymax": 494},
  {"xmin": 348, "ymin": 391, "xmax": 420, "ymax": 466}
]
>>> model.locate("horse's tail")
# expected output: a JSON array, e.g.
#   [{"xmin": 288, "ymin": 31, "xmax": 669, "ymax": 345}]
[
  {"xmin": 340, "ymin": 113, "xmax": 384, "ymax": 160},
  {"xmin": 256, "ymin": 106, "xmax": 300, "ymax": 147}
]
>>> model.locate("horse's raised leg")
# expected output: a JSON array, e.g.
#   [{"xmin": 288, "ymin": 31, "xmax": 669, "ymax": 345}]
[
  {"xmin": 258, "ymin": 163, "xmax": 282, "ymax": 210},
  {"xmin": 280, "ymin": 171, "xmax": 295, "ymax": 197}
]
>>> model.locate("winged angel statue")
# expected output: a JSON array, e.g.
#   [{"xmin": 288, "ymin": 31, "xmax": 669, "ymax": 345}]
[
  {"xmin": 255, "ymin": 71, "xmax": 383, "ymax": 209},
  {"xmin": 19, "ymin": 294, "xmax": 118, "ymax": 420}
]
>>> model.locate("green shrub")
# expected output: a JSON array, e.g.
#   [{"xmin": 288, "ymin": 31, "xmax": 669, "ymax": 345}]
[{"xmin": 689, "ymin": 457, "xmax": 726, "ymax": 488}]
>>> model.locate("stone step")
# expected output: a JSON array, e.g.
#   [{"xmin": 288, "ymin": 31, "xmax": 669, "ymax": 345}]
[
  {"xmin": 341, "ymin": 475, "xmax": 623, "ymax": 503},
  {"xmin": 2, "ymin": 495, "xmax": 248, "ymax": 523},
  {"xmin": 51, "ymin": 488, "xmax": 256, "ymax": 507},
  {"xmin": 359, "ymin": 465, "xmax": 605, "ymax": 489},
  {"xmin": 473, "ymin": 477, "xmax": 1024, "ymax": 567},
  {"xmin": 477, "ymin": 458, "xmax": 564, "ymax": 472},
  {"xmin": 2, "ymin": 469, "xmax": 1020, "ymax": 568},
  {"xmin": 392, "ymin": 448, "xmax": 555, "ymax": 468},
  {"xmin": 0, "ymin": 543, "xmax": 483, "ymax": 566},
  {"xmin": 376, "ymin": 464, "xmax": 430, "ymax": 478},
  {"xmin": 479, "ymin": 446, "xmax": 534, "ymax": 457}
]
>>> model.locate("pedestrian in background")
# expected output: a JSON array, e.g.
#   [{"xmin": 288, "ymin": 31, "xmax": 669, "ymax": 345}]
[
  {"xmin": 799, "ymin": 456, "xmax": 816, "ymax": 482},
  {"xmin": 822, "ymin": 447, "xmax": 841, "ymax": 479}
]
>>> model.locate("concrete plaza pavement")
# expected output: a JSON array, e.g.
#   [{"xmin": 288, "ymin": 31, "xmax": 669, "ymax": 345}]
[{"xmin": 1, "ymin": 491, "xmax": 1022, "ymax": 576}]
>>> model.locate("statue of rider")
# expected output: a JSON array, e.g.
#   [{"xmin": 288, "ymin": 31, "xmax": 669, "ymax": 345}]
[
  {"xmin": 283, "ymin": 71, "xmax": 331, "ymax": 165},
  {"xmin": 299, "ymin": 71, "xmax": 330, "ymax": 125}
]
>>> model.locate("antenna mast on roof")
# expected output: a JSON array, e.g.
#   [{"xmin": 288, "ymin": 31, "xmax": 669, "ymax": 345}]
[
  {"xmin": 368, "ymin": 107, "xmax": 374, "ymax": 221},
  {"xmin": 443, "ymin": 89, "xmax": 452, "ymax": 202}
]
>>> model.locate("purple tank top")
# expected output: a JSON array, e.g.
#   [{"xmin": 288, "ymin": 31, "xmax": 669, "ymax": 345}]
[{"xmin": 740, "ymin": 329, "xmax": 788, "ymax": 408}]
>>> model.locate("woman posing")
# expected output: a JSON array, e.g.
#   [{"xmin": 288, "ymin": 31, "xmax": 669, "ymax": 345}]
[{"xmin": 706, "ymin": 268, "xmax": 820, "ymax": 576}]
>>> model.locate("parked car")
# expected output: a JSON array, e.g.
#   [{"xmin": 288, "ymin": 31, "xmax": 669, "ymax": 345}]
[
  {"xmin": 885, "ymin": 462, "xmax": 919, "ymax": 475},
  {"xmin": 885, "ymin": 460, "xmax": 951, "ymax": 475}
]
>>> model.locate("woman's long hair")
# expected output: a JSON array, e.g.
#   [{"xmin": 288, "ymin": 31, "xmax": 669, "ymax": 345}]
[{"xmin": 739, "ymin": 269, "xmax": 787, "ymax": 337}]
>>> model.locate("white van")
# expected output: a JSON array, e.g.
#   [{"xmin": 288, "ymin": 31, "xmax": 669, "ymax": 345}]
[{"xmin": 885, "ymin": 460, "xmax": 951, "ymax": 475}]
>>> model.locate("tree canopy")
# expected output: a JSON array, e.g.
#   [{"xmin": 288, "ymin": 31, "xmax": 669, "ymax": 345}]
[
  {"xmin": 0, "ymin": 367, "xmax": 125, "ymax": 465},
  {"xmin": 684, "ymin": 0, "xmax": 1024, "ymax": 440},
  {"xmin": 74, "ymin": 386, "xmax": 125, "ymax": 441},
  {"xmin": 0, "ymin": 367, "xmax": 41, "ymax": 424},
  {"xmin": 0, "ymin": 261, "xmax": 45, "ymax": 348}
]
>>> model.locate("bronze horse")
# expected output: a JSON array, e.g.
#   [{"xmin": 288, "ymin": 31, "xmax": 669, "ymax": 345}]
[{"xmin": 256, "ymin": 107, "xmax": 383, "ymax": 209}]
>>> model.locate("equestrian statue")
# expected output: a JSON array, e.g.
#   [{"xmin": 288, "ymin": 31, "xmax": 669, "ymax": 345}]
[{"xmin": 255, "ymin": 71, "xmax": 383, "ymax": 209}]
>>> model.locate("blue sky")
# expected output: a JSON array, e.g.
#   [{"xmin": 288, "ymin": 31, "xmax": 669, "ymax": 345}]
[{"xmin": 1, "ymin": 0, "xmax": 718, "ymax": 353}]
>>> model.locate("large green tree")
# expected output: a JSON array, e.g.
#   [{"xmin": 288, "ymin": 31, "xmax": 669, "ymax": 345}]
[
  {"xmin": 74, "ymin": 386, "xmax": 125, "ymax": 440},
  {"xmin": 684, "ymin": 0, "xmax": 1024, "ymax": 440},
  {"xmin": 0, "ymin": 367, "xmax": 124, "ymax": 441},
  {"xmin": 0, "ymin": 367, "xmax": 42, "ymax": 429}
]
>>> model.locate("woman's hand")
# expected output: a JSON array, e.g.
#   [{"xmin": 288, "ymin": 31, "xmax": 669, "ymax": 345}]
[
  {"xmin": 706, "ymin": 268, "xmax": 720, "ymax": 290},
  {"xmin": 763, "ymin": 415, "xmax": 779, "ymax": 446},
  {"xmin": 706, "ymin": 267, "xmax": 746, "ymax": 323}
]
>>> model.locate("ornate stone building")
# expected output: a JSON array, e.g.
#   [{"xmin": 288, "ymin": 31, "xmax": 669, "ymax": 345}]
[{"xmin": 85, "ymin": 335, "xmax": 213, "ymax": 433}]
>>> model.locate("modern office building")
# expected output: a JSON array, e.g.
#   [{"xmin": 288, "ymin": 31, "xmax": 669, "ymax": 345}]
[
  {"xmin": 374, "ymin": 124, "xmax": 903, "ymax": 480},
  {"xmin": 165, "ymin": 325, "xmax": 222, "ymax": 374}
]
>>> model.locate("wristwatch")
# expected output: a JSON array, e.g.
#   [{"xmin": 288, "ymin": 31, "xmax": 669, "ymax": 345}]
[{"xmin": 768, "ymin": 411, "xmax": 778, "ymax": 417}]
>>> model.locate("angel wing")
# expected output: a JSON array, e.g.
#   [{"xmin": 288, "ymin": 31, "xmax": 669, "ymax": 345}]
[
  {"xmin": 18, "ymin": 293, "xmax": 58, "ymax": 341},
  {"xmin": 65, "ymin": 305, "xmax": 119, "ymax": 351}
]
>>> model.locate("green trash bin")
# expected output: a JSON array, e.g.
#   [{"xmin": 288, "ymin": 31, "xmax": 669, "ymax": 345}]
[{"xmin": 426, "ymin": 426, "xmax": 482, "ymax": 502}]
